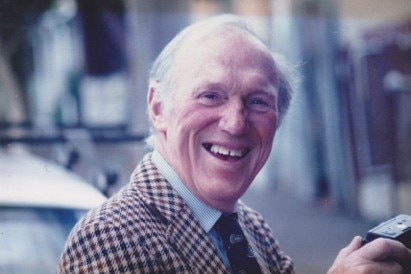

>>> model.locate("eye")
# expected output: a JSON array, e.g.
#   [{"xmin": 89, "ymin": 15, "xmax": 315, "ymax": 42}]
[
  {"xmin": 247, "ymin": 96, "xmax": 275, "ymax": 112},
  {"xmin": 197, "ymin": 91, "xmax": 227, "ymax": 106},
  {"xmin": 203, "ymin": 93, "xmax": 219, "ymax": 100}
]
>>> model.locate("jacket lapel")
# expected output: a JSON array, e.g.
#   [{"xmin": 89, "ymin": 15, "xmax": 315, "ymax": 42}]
[
  {"xmin": 237, "ymin": 202, "xmax": 278, "ymax": 273},
  {"xmin": 131, "ymin": 154, "xmax": 228, "ymax": 273},
  {"xmin": 166, "ymin": 208, "xmax": 228, "ymax": 273}
]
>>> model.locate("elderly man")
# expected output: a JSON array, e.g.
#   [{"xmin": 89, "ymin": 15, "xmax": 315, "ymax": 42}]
[{"xmin": 58, "ymin": 15, "xmax": 411, "ymax": 274}]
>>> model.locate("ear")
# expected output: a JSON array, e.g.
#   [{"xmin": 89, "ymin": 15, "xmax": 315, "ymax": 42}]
[{"xmin": 147, "ymin": 86, "xmax": 168, "ymax": 132}]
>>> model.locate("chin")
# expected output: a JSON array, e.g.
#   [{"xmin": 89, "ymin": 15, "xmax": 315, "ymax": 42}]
[{"xmin": 210, "ymin": 186, "xmax": 246, "ymax": 204}]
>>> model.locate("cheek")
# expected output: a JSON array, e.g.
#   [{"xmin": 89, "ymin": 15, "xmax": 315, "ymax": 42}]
[
  {"xmin": 253, "ymin": 117, "xmax": 277, "ymax": 163},
  {"xmin": 167, "ymin": 105, "xmax": 213, "ymax": 146},
  {"xmin": 173, "ymin": 104, "xmax": 216, "ymax": 130},
  {"xmin": 254, "ymin": 114, "xmax": 277, "ymax": 139}
]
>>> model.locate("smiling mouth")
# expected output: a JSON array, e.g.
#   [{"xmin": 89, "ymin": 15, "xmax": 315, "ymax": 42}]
[{"xmin": 203, "ymin": 143, "xmax": 250, "ymax": 161}]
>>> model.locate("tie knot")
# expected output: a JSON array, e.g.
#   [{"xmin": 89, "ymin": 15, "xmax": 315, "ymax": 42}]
[
  {"xmin": 215, "ymin": 213, "xmax": 240, "ymax": 232},
  {"xmin": 220, "ymin": 212, "xmax": 239, "ymax": 222}
]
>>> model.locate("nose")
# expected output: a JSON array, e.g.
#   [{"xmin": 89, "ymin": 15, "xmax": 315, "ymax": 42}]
[{"xmin": 219, "ymin": 100, "xmax": 248, "ymax": 136}]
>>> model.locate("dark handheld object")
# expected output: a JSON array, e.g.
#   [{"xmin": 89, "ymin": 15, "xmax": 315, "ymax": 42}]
[
  {"xmin": 363, "ymin": 214, "xmax": 411, "ymax": 272},
  {"xmin": 363, "ymin": 214, "xmax": 411, "ymax": 248}
]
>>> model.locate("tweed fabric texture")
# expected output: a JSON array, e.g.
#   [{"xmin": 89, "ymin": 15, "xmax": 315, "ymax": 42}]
[{"xmin": 57, "ymin": 153, "xmax": 294, "ymax": 274}]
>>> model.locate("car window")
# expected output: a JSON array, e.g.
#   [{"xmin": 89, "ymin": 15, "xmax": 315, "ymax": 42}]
[{"xmin": 0, "ymin": 207, "xmax": 86, "ymax": 274}]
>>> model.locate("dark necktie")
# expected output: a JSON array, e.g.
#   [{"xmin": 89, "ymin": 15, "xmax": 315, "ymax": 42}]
[{"xmin": 214, "ymin": 213, "xmax": 263, "ymax": 274}]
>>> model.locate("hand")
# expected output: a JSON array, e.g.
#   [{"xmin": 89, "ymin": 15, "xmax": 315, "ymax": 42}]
[{"xmin": 327, "ymin": 236, "xmax": 411, "ymax": 274}]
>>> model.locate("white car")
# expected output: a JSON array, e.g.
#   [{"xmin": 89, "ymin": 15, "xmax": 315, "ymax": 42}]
[{"xmin": 0, "ymin": 148, "xmax": 107, "ymax": 274}]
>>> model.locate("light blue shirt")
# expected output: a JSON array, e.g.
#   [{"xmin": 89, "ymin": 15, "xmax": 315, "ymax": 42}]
[{"xmin": 151, "ymin": 150, "xmax": 232, "ymax": 272}]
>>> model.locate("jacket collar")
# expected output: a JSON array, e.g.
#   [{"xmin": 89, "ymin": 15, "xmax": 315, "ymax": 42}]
[
  {"xmin": 130, "ymin": 153, "xmax": 186, "ymax": 222},
  {"xmin": 130, "ymin": 153, "xmax": 229, "ymax": 273}
]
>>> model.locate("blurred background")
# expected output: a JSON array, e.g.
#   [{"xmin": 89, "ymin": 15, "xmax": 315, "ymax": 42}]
[{"xmin": 1, "ymin": 0, "xmax": 411, "ymax": 273}]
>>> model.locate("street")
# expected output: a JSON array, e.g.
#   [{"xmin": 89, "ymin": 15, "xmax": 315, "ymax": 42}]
[{"xmin": 243, "ymin": 187, "xmax": 374, "ymax": 274}]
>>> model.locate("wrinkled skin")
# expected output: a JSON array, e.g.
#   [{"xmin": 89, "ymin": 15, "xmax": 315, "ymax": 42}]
[{"xmin": 149, "ymin": 29, "xmax": 279, "ymax": 212}]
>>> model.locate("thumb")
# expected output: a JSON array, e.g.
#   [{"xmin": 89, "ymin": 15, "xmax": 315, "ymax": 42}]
[
  {"xmin": 337, "ymin": 236, "xmax": 364, "ymax": 260},
  {"xmin": 327, "ymin": 236, "xmax": 364, "ymax": 273}
]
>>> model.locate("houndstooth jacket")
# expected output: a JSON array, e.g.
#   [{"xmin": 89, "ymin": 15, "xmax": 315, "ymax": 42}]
[{"xmin": 57, "ymin": 153, "xmax": 294, "ymax": 274}]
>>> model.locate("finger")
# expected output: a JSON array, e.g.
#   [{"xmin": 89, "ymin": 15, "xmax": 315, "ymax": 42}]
[
  {"xmin": 340, "ymin": 236, "xmax": 363, "ymax": 257},
  {"xmin": 333, "ymin": 236, "xmax": 363, "ymax": 264},
  {"xmin": 359, "ymin": 238, "xmax": 411, "ymax": 261},
  {"xmin": 378, "ymin": 260, "xmax": 406, "ymax": 274}
]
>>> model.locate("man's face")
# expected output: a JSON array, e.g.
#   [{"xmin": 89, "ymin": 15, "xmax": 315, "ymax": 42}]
[{"xmin": 151, "ymin": 30, "xmax": 279, "ymax": 212}]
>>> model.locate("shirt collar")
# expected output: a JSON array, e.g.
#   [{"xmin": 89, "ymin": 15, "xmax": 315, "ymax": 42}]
[{"xmin": 151, "ymin": 150, "xmax": 222, "ymax": 232}]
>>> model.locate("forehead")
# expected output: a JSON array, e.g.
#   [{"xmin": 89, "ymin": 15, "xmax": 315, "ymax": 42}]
[{"xmin": 173, "ymin": 28, "xmax": 279, "ymax": 87}]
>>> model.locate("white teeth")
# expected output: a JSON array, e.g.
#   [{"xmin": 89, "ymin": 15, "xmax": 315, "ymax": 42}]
[
  {"xmin": 220, "ymin": 147, "xmax": 229, "ymax": 155},
  {"xmin": 210, "ymin": 145, "xmax": 243, "ymax": 157},
  {"xmin": 230, "ymin": 150, "xmax": 242, "ymax": 157}
]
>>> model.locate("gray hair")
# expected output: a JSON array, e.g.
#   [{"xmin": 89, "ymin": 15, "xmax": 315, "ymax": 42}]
[{"xmin": 146, "ymin": 14, "xmax": 296, "ymax": 147}]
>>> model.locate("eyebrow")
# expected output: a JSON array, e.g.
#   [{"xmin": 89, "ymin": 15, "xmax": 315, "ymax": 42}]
[
  {"xmin": 252, "ymin": 89, "xmax": 278, "ymax": 105},
  {"xmin": 247, "ymin": 77, "xmax": 279, "ymax": 99},
  {"xmin": 192, "ymin": 82, "xmax": 227, "ymax": 96},
  {"xmin": 192, "ymin": 76, "xmax": 278, "ymax": 98}
]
